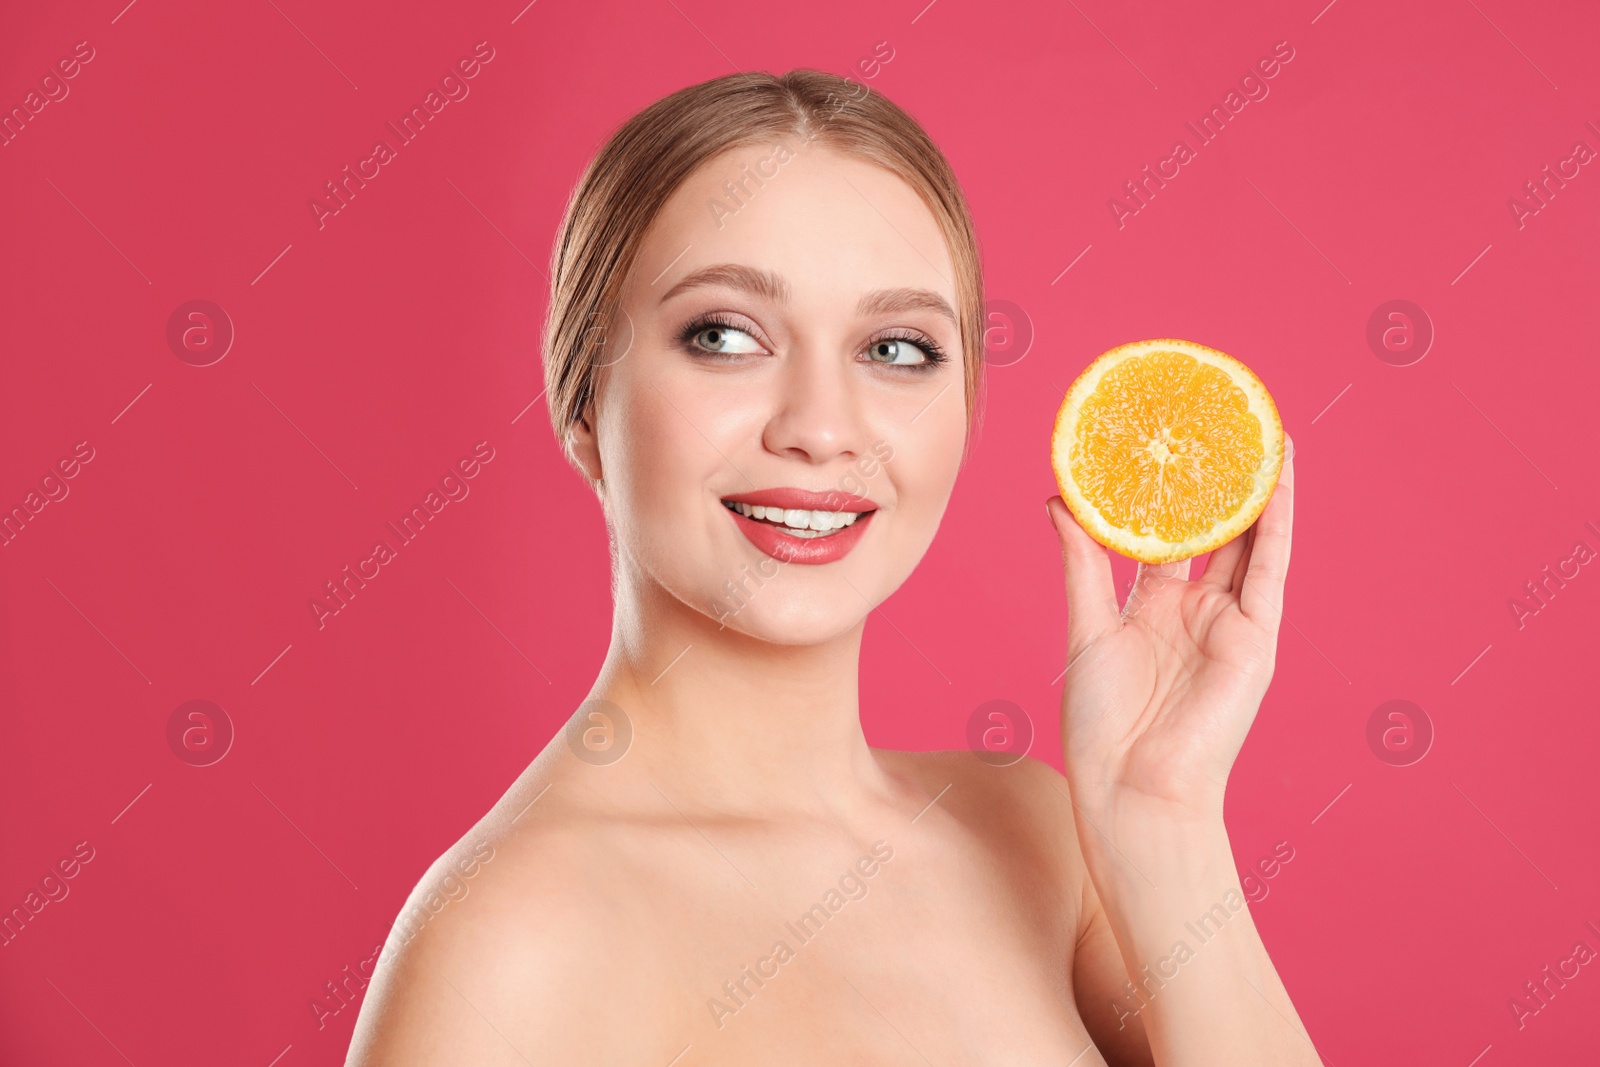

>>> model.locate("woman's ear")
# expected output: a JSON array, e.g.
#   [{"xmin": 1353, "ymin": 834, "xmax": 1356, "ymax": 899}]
[{"xmin": 567, "ymin": 407, "xmax": 603, "ymax": 485}]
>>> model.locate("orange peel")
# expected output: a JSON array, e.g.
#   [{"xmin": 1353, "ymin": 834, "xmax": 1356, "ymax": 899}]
[{"xmin": 1050, "ymin": 338, "xmax": 1284, "ymax": 564}]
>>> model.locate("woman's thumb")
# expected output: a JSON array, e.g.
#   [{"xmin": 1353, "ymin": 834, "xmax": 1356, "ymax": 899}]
[{"xmin": 1047, "ymin": 496, "xmax": 1120, "ymax": 651}]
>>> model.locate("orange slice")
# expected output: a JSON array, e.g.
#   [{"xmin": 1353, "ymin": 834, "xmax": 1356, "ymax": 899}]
[{"xmin": 1050, "ymin": 338, "xmax": 1284, "ymax": 564}]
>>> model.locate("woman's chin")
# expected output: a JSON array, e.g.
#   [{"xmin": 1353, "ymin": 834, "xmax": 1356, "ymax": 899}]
[{"xmin": 706, "ymin": 603, "xmax": 868, "ymax": 647}]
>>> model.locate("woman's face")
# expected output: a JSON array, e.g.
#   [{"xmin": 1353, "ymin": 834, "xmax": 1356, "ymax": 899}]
[{"xmin": 573, "ymin": 141, "xmax": 969, "ymax": 645}]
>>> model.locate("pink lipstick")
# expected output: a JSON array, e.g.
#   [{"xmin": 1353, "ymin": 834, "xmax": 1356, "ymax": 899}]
[{"xmin": 720, "ymin": 488, "xmax": 878, "ymax": 565}]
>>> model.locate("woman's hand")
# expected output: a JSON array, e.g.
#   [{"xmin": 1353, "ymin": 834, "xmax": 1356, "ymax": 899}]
[
  {"xmin": 1046, "ymin": 437, "xmax": 1295, "ymax": 829},
  {"xmin": 1050, "ymin": 440, "xmax": 1321, "ymax": 1065}
]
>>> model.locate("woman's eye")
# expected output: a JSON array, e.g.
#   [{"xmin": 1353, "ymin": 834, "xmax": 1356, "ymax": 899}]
[
  {"xmin": 864, "ymin": 338, "xmax": 930, "ymax": 366},
  {"xmin": 691, "ymin": 325, "xmax": 764, "ymax": 355}
]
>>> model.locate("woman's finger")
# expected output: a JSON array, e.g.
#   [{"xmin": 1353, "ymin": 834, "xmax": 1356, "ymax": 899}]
[
  {"xmin": 1046, "ymin": 496, "xmax": 1121, "ymax": 655},
  {"xmin": 1230, "ymin": 523, "xmax": 1256, "ymax": 593},
  {"xmin": 1240, "ymin": 436, "xmax": 1295, "ymax": 623},
  {"xmin": 1199, "ymin": 532, "xmax": 1248, "ymax": 589},
  {"xmin": 1125, "ymin": 557, "xmax": 1190, "ymax": 619}
]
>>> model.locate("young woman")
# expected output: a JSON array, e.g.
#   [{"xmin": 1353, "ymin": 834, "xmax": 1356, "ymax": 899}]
[{"xmin": 348, "ymin": 68, "xmax": 1309, "ymax": 1066}]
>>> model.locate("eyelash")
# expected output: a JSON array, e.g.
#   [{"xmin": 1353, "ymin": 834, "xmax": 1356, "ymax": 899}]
[{"xmin": 675, "ymin": 313, "xmax": 949, "ymax": 371}]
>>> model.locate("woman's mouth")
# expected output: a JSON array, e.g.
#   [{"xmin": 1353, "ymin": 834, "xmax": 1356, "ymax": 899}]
[
  {"xmin": 719, "ymin": 499, "xmax": 866, "ymax": 539},
  {"xmin": 718, "ymin": 490, "xmax": 879, "ymax": 564}
]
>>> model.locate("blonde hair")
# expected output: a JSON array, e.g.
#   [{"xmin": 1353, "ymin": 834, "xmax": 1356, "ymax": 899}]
[{"xmin": 542, "ymin": 68, "xmax": 986, "ymax": 479}]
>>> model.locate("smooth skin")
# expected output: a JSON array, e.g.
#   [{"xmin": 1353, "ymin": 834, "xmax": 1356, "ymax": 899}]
[{"xmin": 347, "ymin": 136, "xmax": 1314, "ymax": 1065}]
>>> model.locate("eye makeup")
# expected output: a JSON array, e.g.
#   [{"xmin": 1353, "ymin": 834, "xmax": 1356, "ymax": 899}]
[{"xmin": 674, "ymin": 311, "xmax": 949, "ymax": 372}]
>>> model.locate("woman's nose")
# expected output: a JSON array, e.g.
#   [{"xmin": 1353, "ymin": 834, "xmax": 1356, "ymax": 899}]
[{"xmin": 760, "ymin": 345, "xmax": 866, "ymax": 465}]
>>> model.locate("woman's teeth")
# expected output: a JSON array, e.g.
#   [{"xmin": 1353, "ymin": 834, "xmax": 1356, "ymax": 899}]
[{"xmin": 723, "ymin": 500, "xmax": 864, "ymax": 538}]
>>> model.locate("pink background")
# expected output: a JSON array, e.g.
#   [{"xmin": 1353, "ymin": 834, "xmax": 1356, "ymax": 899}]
[{"xmin": 3, "ymin": 0, "xmax": 1598, "ymax": 1063}]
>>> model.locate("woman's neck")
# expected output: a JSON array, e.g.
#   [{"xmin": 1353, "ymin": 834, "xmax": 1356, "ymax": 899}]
[{"xmin": 583, "ymin": 569, "xmax": 897, "ymax": 821}]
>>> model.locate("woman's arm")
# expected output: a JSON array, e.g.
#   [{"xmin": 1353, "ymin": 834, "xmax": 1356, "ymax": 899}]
[
  {"xmin": 1072, "ymin": 875, "xmax": 1156, "ymax": 1066},
  {"xmin": 1049, "ymin": 439, "xmax": 1321, "ymax": 1066},
  {"xmin": 1070, "ymin": 804, "xmax": 1317, "ymax": 1064}
]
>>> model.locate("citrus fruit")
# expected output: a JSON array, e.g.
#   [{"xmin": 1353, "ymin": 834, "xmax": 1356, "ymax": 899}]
[{"xmin": 1050, "ymin": 338, "xmax": 1284, "ymax": 564}]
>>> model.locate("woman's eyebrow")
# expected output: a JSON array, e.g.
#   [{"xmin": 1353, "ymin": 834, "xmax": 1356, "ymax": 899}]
[
  {"xmin": 660, "ymin": 263, "xmax": 956, "ymax": 325},
  {"xmin": 856, "ymin": 287, "xmax": 957, "ymax": 325},
  {"xmin": 660, "ymin": 264, "xmax": 790, "ymax": 304}
]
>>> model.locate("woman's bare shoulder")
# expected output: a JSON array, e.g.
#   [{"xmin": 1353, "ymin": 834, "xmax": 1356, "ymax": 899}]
[
  {"xmin": 874, "ymin": 748, "xmax": 1090, "ymax": 909},
  {"xmin": 346, "ymin": 767, "xmax": 677, "ymax": 1064},
  {"xmin": 875, "ymin": 747, "xmax": 1081, "ymax": 829}
]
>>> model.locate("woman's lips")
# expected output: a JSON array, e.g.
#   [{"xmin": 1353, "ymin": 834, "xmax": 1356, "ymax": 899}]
[
  {"xmin": 721, "ymin": 488, "xmax": 878, "ymax": 512},
  {"xmin": 723, "ymin": 502, "xmax": 876, "ymax": 565}
]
